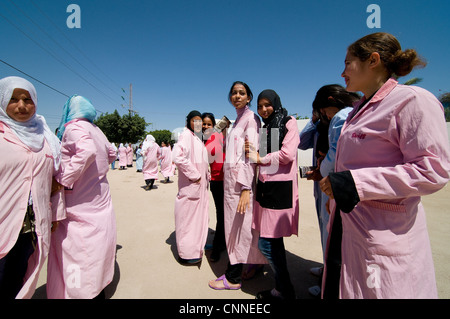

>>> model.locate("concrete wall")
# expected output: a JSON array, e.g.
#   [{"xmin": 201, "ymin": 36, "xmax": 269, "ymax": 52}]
[
  {"xmin": 297, "ymin": 119, "xmax": 313, "ymax": 167},
  {"xmin": 447, "ymin": 122, "xmax": 450, "ymax": 142}
]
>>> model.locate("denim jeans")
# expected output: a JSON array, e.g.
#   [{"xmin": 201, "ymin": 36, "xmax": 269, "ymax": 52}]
[{"xmin": 258, "ymin": 237, "xmax": 295, "ymax": 299}]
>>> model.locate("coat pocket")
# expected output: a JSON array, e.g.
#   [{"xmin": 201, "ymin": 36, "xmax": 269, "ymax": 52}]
[{"xmin": 178, "ymin": 182, "xmax": 202, "ymax": 200}]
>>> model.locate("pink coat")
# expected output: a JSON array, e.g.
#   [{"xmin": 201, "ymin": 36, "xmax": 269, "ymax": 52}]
[
  {"xmin": 118, "ymin": 145, "xmax": 127, "ymax": 166},
  {"xmin": 252, "ymin": 117, "xmax": 300, "ymax": 238},
  {"xmin": 160, "ymin": 146, "xmax": 174, "ymax": 178},
  {"xmin": 172, "ymin": 129, "xmax": 209, "ymax": 259},
  {"xmin": 323, "ymin": 79, "xmax": 450, "ymax": 298},
  {"xmin": 142, "ymin": 143, "xmax": 161, "ymax": 180},
  {"xmin": 223, "ymin": 106, "xmax": 267, "ymax": 265},
  {"xmin": 0, "ymin": 122, "xmax": 65, "ymax": 299},
  {"xmin": 126, "ymin": 145, "xmax": 133, "ymax": 166},
  {"xmin": 47, "ymin": 119, "xmax": 117, "ymax": 299}
]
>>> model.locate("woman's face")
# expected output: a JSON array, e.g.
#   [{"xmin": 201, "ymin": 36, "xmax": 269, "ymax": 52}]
[
  {"xmin": 202, "ymin": 117, "xmax": 214, "ymax": 136},
  {"xmin": 230, "ymin": 84, "xmax": 250, "ymax": 110},
  {"xmin": 190, "ymin": 116, "xmax": 202, "ymax": 133},
  {"xmin": 341, "ymin": 51, "xmax": 371, "ymax": 94},
  {"xmin": 257, "ymin": 98, "xmax": 274, "ymax": 120},
  {"xmin": 6, "ymin": 88, "xmax": 36, "ymax": 122}
]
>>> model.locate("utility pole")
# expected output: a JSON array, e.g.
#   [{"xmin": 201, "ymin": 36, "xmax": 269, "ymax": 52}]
[{"xmin": 129, "ymin": 83, "xmax": 133, "ymax": 115}]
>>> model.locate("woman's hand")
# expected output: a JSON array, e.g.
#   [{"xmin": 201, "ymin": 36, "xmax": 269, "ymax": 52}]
[
  {"xmin": 244, "ymin": 140, "xmax": 259, "ymax": 164},
  {"xmin": 51, "ymin": 177, "xmax": 63, "ymax": 195},
  {"xmin": 237, "ymin": 189, "xmax": 251, "ymax": 214},
  {"xmin": 319, "ymin": 176, "xmax": 334, "ymax": 199}
]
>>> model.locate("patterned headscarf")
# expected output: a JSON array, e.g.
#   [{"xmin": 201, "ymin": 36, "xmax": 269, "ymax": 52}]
[{"xmin": 57, "ymin": 94, "xmax": 97, "ymax": 140}]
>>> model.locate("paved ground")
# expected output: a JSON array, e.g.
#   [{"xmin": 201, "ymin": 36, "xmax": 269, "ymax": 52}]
[{"xmin": 32, "ymin": 164, "xmax": 450, "ymax": 299}]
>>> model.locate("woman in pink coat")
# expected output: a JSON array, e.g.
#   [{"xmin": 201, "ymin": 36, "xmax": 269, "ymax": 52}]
[
  {"xmin": 246, "ymin": 89, "xmax": 299, "ymax": 300},
  {"xmin": 126, "ymin": 143, "xmax": 133, "ymax": 167},
  {"xmin": 209, "ymin": 81, "xmax": 267, "ymax": 290},
  {"xmin": 47, "ymin": 95, "xmax": 117, "ymax": 299},
  {"xmin": 0, "ymin": 76, "xmax": 64, "ymax": 299},
  {"xmin": 142, "ymin": 134, "xmax": 161, "ymax": 190},
  {"xmin": 319, "ymin": 32, "xmax": 450, "ymax": 299},
  {"xmin": 160, "ymin": 141, "xmax": 174, "ymax": 183},
  {"xmin": 172, "ymin": 110, "xmax": 209, "ymax": 264},
  {"xmin": 118, "ymin": 143, "xmax": 127, "ymax": 169}
]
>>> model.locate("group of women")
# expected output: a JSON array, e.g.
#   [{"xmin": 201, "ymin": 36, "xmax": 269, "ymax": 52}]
[
  {"xmin": 1, "ymin": 32, "xmax": 450, "ymax": 299},
  {"xmin": 0, "ymin": 78, "xmax": 117, "ymax": 299},
  {"xmin": 172, "ymin": 32, "xmax": 450, "ymax": 300}
]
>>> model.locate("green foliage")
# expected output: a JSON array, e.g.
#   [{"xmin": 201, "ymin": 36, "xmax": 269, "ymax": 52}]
[
  {"xmin": 147, "ymin": 129, "xmax": 175, "ymax": 146},
  {"xmin": 439, "ymin": 92, "xmax": 450, "ymax": 122},
  {"xmin": 94, "ymin": 110, "xmax": 147, "ymax": 143}
]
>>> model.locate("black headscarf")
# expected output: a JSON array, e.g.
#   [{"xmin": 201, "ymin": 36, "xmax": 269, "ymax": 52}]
[
  {"xmin": 186, "ymin": 110, "xmax": 202, "ymax": 139},
  {"xmin": 258, "ymin": 89, "xmax": 290, "ymax": 155}
]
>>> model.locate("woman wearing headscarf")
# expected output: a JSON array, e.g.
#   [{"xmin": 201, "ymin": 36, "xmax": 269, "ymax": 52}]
[
  {"xmin": 209, "ymin": 81, "xmax": 267, "ymax": 290},
  {"xmin": 172, "ymin": 110, "xmax": 210, "ymax": 264},
  {"xmin": 110, "ymin": 143, "xmax": 118, "ymax": 170},
  {"xmin": 142, "ymin": 134, "xmax": 161, "ymax": 190},
  {"xmin": 135, "ymin": 143, "xmax": 143, "ymax": 172},
  {"xmin": 160, "ymin": 141, "xmax": 174, "ymax": 183},
  {"xmin": 0, "ymin": 76, "xmax": 65, "ymax": 299},
  {"xmin": 47, "ymin": 95, "xmax": 117, "ymax": 299},
  {"xmin": 126, "ymin": 143, "xmax": 133, "ymax": 167},
  {"xmin": 118, "ymin": 143, "xmax": 127, "ymax": 169},
  {"xmin": 245, "ymin": 89, "xmax": 299, "ymax": 299}
]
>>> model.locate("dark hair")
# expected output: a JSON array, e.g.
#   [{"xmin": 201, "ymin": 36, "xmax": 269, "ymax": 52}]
[
  {"xmin": 186, "ymin": 110, "xmax": 202, "ymax": 131},
  {"xmin": 201, "ymin": 112, "xmax": 216, "ymax": 126},
  {"xmin": 313, "ymin": 84, "xmax": 360, "ymax": 111},
  {"xmin": 228, "ymin": 81, "xmax": 253, "ymax": 106},
  {"xmin": 348, "ymin": 32, "xmax": 427, "ymax": 77}
]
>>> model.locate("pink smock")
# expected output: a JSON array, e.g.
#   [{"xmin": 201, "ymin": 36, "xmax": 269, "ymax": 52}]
[
  {"xmin": 118, "ymin": 145, "xmax": 127, "ymax": 167},
  {"xmin": 252, "ymin": 117, "xmax": 300, "ymax": 238},
  {"xmin": 0, "ymin": 122, "xmax": 65, "ymax": 299},
  {"xmin": 322, "ymin": 79, "xmax": 450, "ymax": 299},
  {"xmin": 223, "ymin": 106, "xmax": 267, "ymax": 265},
  {"xmin": 160, "ymin": 145, "xmax": 174, "ymax": 178},
  {"xmin": 126, "ymin": 145, "xmax": 133, "ymax": 166},
  {"xmin": 172, "ymin": 129, "xmax": 210, "ymax": 259},
  {"xmin": 46, "ymin": 119, "xmax": 117, "ymax": 299},
  {"xmin": 142, "ymin": 143, "xmax": 161, "ymax": 180}
]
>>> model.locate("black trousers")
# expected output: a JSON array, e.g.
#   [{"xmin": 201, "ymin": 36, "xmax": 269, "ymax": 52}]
[
  {"xmin": 210, "ymin": 180, "xmax": 226, "ymax": 252},
  {"xmin": 0, "ymin": 232, "xmax": 36, "ymax": 298},
  {"xmin": 323, "ymin": 209, "xmax": 342, "ymax": 300},
  {"xmin": 225, "ymin": 262, "xmax": 243, "ymax": 284}
]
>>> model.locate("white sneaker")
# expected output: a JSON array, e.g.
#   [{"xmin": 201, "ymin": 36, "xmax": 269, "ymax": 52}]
[{"xmin": 310, "ymin": 266, "xmax": 323, "ymax": 277}]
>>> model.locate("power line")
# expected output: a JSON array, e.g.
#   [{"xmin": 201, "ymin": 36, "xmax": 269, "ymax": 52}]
[
  {"xmin": 29, "ymin": 0, "xmax": 126, "ymax": 99},
  {"xmin": 0, "ymin": 58, "xmax": 104, "ymax": 115},
  {"xmin": 2, "ymin": 1, "xmax": 117, "ymax": 107},
  {"xmin": 0, "ymin": 58, "xmax": 70, "ymax": 98}
]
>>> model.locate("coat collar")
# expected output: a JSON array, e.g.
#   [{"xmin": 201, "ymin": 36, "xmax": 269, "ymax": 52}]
[{"xmin": 348, "ymin": 77, "xmax": 398, "ymax": 122}]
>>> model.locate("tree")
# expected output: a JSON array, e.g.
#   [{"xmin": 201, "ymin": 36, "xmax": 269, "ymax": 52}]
[
  {"xmin": 439, "ymin": 92, "xmax": 450, "ymax": 122},
  {"xmin": 403, "ymin": 77, "xmax": 423, "ymax": 85},
  {"xmin": 147, "ymin": 129, "xmax": 175, "ymax": 146},
  {"xmin": 94, "ymin": 110, "xmax": 121, "ymax": 143},
  {"xmin": 94, "ymin": 110, "xmax": 147, "ymax": 143}
]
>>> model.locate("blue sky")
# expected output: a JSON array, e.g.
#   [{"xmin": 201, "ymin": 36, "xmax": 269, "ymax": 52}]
[{"xmin": 1, "ymin": 0, "xmax": 449, "ymax": 133}]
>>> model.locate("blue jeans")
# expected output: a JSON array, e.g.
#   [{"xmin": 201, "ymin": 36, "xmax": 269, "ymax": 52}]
[{"xmin": 258, "ymin": 237, "xmax": 295, "ymax": 299}]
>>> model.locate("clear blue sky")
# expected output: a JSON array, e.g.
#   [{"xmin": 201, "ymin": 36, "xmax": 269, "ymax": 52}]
[{"xmin": 1, "ymin": 0, "xmax": 449, "ymax": 133}]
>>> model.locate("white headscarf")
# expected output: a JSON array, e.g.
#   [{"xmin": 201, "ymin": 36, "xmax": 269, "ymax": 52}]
[
  {"xmin": 0, "ymin": 76, "xmax": 61, "ymax": 170},
  {"xmin": 142, "ymin": 134, "xmax": 156, "ymax": 153}
]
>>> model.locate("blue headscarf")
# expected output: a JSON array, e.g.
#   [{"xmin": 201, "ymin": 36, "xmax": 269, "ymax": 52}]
[{"xmin": 57, "ymin": 95, "xmax": 97, "ymax": 140}]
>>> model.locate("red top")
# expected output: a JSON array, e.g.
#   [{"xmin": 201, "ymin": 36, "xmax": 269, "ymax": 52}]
[{"xmin": 204, "ymin": 132, "xmax": 225, "ymax": 181}]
